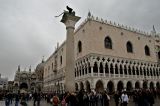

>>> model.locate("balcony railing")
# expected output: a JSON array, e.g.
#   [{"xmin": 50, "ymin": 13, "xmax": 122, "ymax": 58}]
[{"xmin": 75, "ymin": 73, "xmax": 159, "ymax": 80}]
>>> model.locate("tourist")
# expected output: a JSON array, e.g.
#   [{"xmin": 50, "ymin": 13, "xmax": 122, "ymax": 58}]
[
  {"xmin": 33, "ymin": 92, "xmax": 38, "ymax": 106},
  {"xmin": 37, "ymin": 93, "xmax": 41, "ymax": 106},
  {"xmin": 114, "ymin": 91, "xmax": 120, "ymax": 106},
  {"xmin": 65, "ymin": 92, "xmax": 78, "ymax": 106},
  {"xmin": 15, "ymin": 93, "xmax": 20, "ymax": 106},
  {"xmin": 5, "ymin": 93, "xmax": 10, "ymax": 106},
  {"xmin": 61, "ymin": 93, "xmax": 68, "ymax": 106},
  {"xmin": 52, "ymin": 95, "xmax": 60, "ymax": 106},
  {"xmin": 121, "ymin": 92, "xmax": 129, "ymax": 106},
  {"xmin": 20, "ymin": 93, "xmax": 27, "ymax": 106}
]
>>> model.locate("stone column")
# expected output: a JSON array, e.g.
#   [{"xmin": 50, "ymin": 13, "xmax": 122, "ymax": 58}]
[{"xmin": 61, "ymin": 11, "xmax": 81, "ymax": 92}]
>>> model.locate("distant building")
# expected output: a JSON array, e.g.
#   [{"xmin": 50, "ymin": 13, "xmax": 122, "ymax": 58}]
[
  {"xmin": 0, "ymin": 74, "xmax": 8, "ymax": 92},
  {"xmin": 7, "ymin": 81, "xmax": 14, "ymax": 93},
  {"xmin": 44, "ymin": 12, "xmax": 160, "ymax": 93},
  {"xmin": 13, "ymin": 66, "xmax": 37, "ymax": 93},
  {"xmin": 35, "ymin": 59, "xmax": 45, "ymax": 92}
]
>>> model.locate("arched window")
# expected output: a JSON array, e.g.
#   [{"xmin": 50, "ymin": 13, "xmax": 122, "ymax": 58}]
[
  {"xmin": 78, "ymin": 41, "xmax": 82, "ymax": 53},
  {"xmin": 145, "ymin": 45, "xmax": 150, "ymax": 56},
  {"xmin": 104, "ymin": 37, "xmax": 112, "ymax": 49},
  {"xmin": 60, "ymin": 56, "xmax": 62, "ymax": 65},
  {"xmin": 158, "ymin": 51, "xmax": 160, "ymax": 59},
  {"xmin": 126, "ymin": 41, "xmax": 133, "ymax": 53}
]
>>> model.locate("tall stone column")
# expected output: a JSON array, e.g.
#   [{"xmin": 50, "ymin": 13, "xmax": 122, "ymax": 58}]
[{"xmin": 61, "ymin": 10, "xmax": 81, "ymax": 92}]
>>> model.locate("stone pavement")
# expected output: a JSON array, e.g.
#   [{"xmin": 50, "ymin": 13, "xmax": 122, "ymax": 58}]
[
  {"xmin": 0, "ymin": 98, "xmax": 160, "ymax": 106},
  {"xmin": 0, "ymin": 100, "xmax": 51, "ymax": 106}
]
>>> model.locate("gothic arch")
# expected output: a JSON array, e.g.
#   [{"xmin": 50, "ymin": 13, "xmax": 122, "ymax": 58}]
[
  {"xmin": 107, "ymin": 81, "xmax": 114, "ymax": 94},
  {"xmin": 85, "ymin": 81, "xmax": 91, "ymax": 92},
  {"xmin": 150, "ymin": 82, "xmax": 154, "ymax": 89},
  {"xmin": 80, "ymin": 82, "xmax": 84, "ymax": 90},
  {"xmin": 156, "ymin": 82, "xmax": 160, "ymax": 89},
  {"xmin": 20, "ymin": 82, "xmax": 28, "ymax": 90},
  {"xmin": 75, "ymin": 83, "xmax": 79, "ymax": 91},
  {"xmin": 126, "ymin": 81, "xmax": 133, "ymax": 91},
  {"xmin": 117, "ymin": 81, "xmax": 124, "ymax": 92},
  {"xmin": 95, "ymin": 80, "xmax": 104, "ymax": 92},
  {"xmin": 135, "ymin": 81, "xmax": 140, "ymax": 89},
  {"xmin": 143, "ymin": 81, "xmax": 148, "ymax": 89}
]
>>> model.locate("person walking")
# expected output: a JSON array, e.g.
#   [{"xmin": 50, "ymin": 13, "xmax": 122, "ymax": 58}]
[
  {"xmin": 15, "ymin": 93, "xmax": 20, "ymax": 106},
  {"xmin": 52, "ymin": 95, "xmax": 60, "ymax": 106},
  {"xmin": 122, "ymin": 92, "xmax": 129, "ymax": 106},
  {"xmin": 114, "ymin": 92, "xmax": 120, "ymax": 106},
  {"xmin": 20, "ymin": 93, "xmax": 27, "ymax": 106},
  {"xmin": 33, "ymin": 92, "xmax": 38, "ymax": 106}
]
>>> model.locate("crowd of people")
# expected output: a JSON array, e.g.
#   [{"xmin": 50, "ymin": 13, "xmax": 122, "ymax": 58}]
[{"xmin": 2, "ymin": 88, "xmax": 160, "ymax": 106}]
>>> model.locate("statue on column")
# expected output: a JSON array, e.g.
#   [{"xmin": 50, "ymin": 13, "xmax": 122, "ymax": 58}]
[{"xmin": 55, "ymin": 6, "xmax": 75, "ymax": 18}]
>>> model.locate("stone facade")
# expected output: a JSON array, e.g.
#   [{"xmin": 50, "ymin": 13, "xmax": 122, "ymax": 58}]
[
  {"xmin": 35, "ymin": 60, "xmax": 45, "ymax": 92},
  {"xmin": 43, "ymin": 12, "xmax": 160, "ymax": 93},
  {"xmin": 0, "ymin": 74, "xmax": 8, "ymax": 92},
  {"xmin": 13, "ymin": 66, "xmax": 37, "ymax": 93}
]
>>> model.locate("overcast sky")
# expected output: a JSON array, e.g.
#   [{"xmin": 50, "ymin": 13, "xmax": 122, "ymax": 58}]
[{"xmin": 0, "ymin": 0, "xmax": 160, "ymax": 80}]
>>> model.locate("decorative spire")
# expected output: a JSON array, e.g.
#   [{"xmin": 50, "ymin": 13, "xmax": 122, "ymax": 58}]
[
  {"xmin": 153, "ymin": 25, "xmax": 156, "ymax": 33},
  {"xmin": 42, "ymin": 56, "xmax": 44, "ymax": 63},
  {"xmin": 29, "ymin": 65, "xmax": 31, "ymax": 72},
  {"xmin": 18, "ymin": 65, "xmax": 20, "ymax": 72},
  {"xmin": 88, "ymin": 11, "xmax": 91, "ymax": 18},
  {"xmin": 151, "ymin": 25, "xmax": 157, "ymax": 36}
]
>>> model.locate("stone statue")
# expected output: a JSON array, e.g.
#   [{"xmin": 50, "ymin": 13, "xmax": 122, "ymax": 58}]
[
  {"xmin": 66, "ymin": 6, "xmax": 73, "ymax": 14},
  {"xmin": 55, "ymin": 6, "xmax": 75, "ymax": 18}
]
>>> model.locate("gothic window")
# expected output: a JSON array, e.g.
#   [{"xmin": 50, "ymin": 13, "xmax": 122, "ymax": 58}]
[
  {"xmin": 85, "ymin": 66, "xmax": 87, "ymax": 74},
  {"xmin": 93, "ymin": 62, "xmax": 98, "ymax": 73},
  {"xmin": 124, "ymin": 65, "xmax": 127, "ymax": 75},
  {"xmin": 140, "ymin": 67, "xmax": 143, "ymax": 75},
  {"xmin": 115, "ymin": 64, "xmax": 118, "ymax": 74},
  {"xmin": 104, "ymin": 37, "xmax": 112, "ymax": 49},
  {"xmin": 158, "ymin": 51, "xmax": 160, "ymax": 59},
  {"xmin": 110, "ymin": 64, "xmax": 113, "ymax": 74},
  {"xmin": 100, "ymin": 62, "xmax": 103, "ymax": 73},
  {"xmin": 78, "ymin": 41, "xmax": 82, "ymax": 53},
  {"xmin": 128, "ymin": 66, "xmax": 131, "ymax": 75},
  {"xmin": 145, "ymin": 45, "xmax": 150, "ymax": 56},
  {"xmin": 136, "ymin": 67, "xmax": 139, "ymax": 75},
  {"xmin": 132, "ymin": 66, "xmax": 135, "ymax": 75},
  {"xmin": 105, "ymin": 63, "xmax": 109, "ymax": 73},
  {"xmin": 120, "ymin": 65, "xmax": 123, "ymax": 74},
  {"xmin": 156, "ymin": 69, "xmax": 159, "ymax": 76},
  {"xmin": 60, "ymin": 56, "xmax": 62, "ymax": 65},
  {"xmin": 126, "ymin": 41, "xmax": 133, "ymax": 53},
  {"xmin": 150, "ymin": 68, "xmax": 153, "ymax": 76}
]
